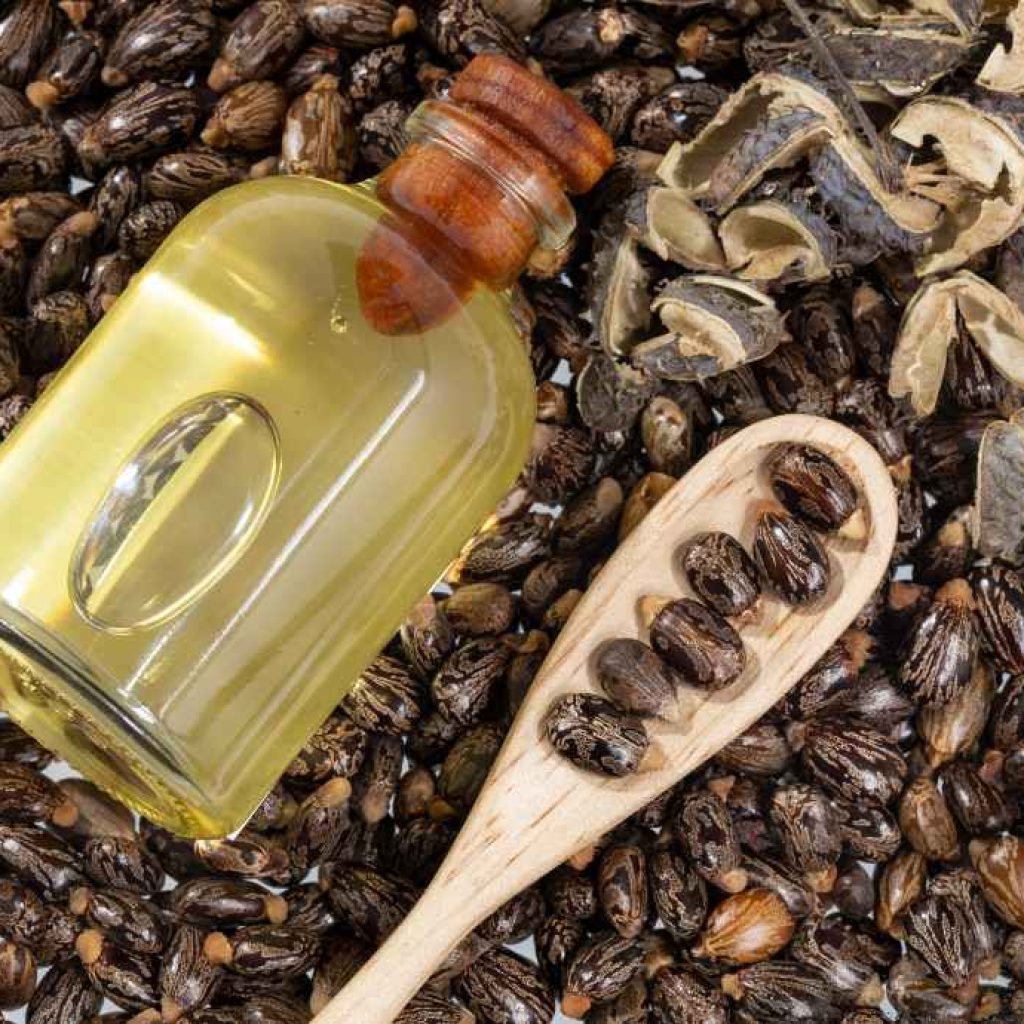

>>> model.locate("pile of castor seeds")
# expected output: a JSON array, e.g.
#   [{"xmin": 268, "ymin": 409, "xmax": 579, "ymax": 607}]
[{"xmin": 3, "ymin": 0, "xmax": 1024, "ymax": 1022}]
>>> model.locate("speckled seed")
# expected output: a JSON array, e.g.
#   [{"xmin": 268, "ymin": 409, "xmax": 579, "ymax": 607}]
[
  {"xmin": 26, "ymin": 30, "xmax": 104, "ymax": 109},
  {"xmin": 85, "ymin": 251, "xmax": 135, "ymax": 320},
  {"xmin": 0, "ymin": 126, "xmax": 67, "ymax": 195},
  {"xmin": 0, "ymin": 825, "xmax": 84, "ymax": 899},
  {"xmin": 396, "ymin": 987, "xmax": 474, "ymax": 1024},
  {"xmin": 310, "ymin": 935, "xmax": 372, "ymax": 1015},
  {"xmin": 766, "ymin": 444, "xmax": 859, "ymax": 532},
  {"xmin": 594, "ymin": 637, "xmax": 678, "ymax": 720},
  {"xmin": 82, "ymin": 836, "xmax": 164, "ymax": 894},
  {"xmin": 202, "ymin": 80, "xmax": 289, "ymax": 152},
  {"xmin": 400, "ymin": 595, "xmax": 454, "ymax": 680},
  {"xmin": 117, "ymin": 200, "xmax": 182, "ymax": 261},
  {"xmin": 646, "ymin": 597, "xmax": 746, "ymax": 690},
  {"xmin": 0, "ymin": 0, "xmax": 55, "ymax": 89},
  {"xmin": 693, "ymin": 888, "xmax": 795, "ymax": 965},
  {"xmin": 799, "ymin": 722, "xmax": 907, "ymax": 806},
  {"xmin": 0, "ymin": 878, "xmax": 75, "ymax": 963},
  {"xmin": 342, "ymin": 655, "xmax": 424, "ymax": 734},
  {"xmin": 431, "ymin": 636, "xmax": 512, "ymax": 727},
  {"xmin": 721, "ymin": 961, "xmax": 840, "ymax": 1024},
  {"xmin": 202, "ymin": 925, "xmax": 320, "ymax": 979},
  {"xmin": 898, "ymin": 578, "xmax": 977, "ymax": 706},
  {"xmin": 941, "ymin": 760, "xmax": 1015, "ymax": 835},
  {"xmin": 285, "ymin": 713, "xmax": 368, "ymax": 784},
  {"xmin": 876, "ymin": 850, "xmax": 927, "ymax": 937},
  {"xmin": 323, "ymin": 863, "xmax": 419, "ymax": 944},
  {"xmin": 159, "ymin": 924, "xmax": 222, "ymax": 1020},
  {"xmin": 903, "ymin": 894, "xmax": 975, "ymax": 987},
  {"xmin": 68, "ymin": 887, "xmax": 166, "ymax": 954},
  {"xmin": 676, "ymin": 790, "xmax": 747, "ymax": 893},
  {"xmin": 75, "ymin": 929, "xmax": 158, "ymax": 1009},
  {"xmin": 598, "ymin": 841, "xmax": 649, "ymax": 939},
  {"xmin": 681, "ymin": 531, "xmax": 761, "ymax": 618},
  {"xmin": 649, "ymin": 966, "xmax": 728, "ymax": 1024},
  {"xmin": 971, "ymin": 563, "xmax": 1024, "ymax": 674},
  {"xmin": 545, "ymin": 693, "xmax": 649, "ymax": 777},
  {"xmin": 769, "ymin": 784, "xmax": 841, "ymax": 889},
  {"xmin": 0, "ymin": 937, "xmax": 36, "ymax": 1009},
  {"xmin": 562, "ymin": 931, "xmax": 645, "ymax": 1017},
  {"xmin": 208, "ymin": 0, "xmax": 306, "ymax": 92},
  {"xmin": 898, "ymin": 778, "xmax": 960, "ymax": 862},
  {"xmin": 752, "ymin": 503, "xmax": 831, "ymax": 605},
  {"xmin": 145, "ymin": 151, "xmax": 245, "ymax": 207},
  {"xmin": 456, "ymin": 947, "xmax": 554, "ymax": 1024}
]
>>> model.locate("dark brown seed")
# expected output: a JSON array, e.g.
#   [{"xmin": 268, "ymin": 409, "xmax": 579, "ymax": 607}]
[
  {"xmin": 789, "ymin": 916, "xmax": 881, "ymax": 1005},
  {"xmin": 208, "ymin": 0, "xmax": 306, "ymax": 92},
  {"xmin": 396, "ymin": 989, "xmax": 474, "ymax": 1024},
  {"xmin": 166, "ymin": 878, "xmax": 288, "ymax": 929},
  {"xmin": 456, "ymin": 515, "xmax": 551, "ymax": 584},
  {"xmin": 283, "ymin": 42, "xmax": 342, "ymax": 96},
  {"xmin": 721, "ymin": 961, "xmax": 842, "ymax": 1024},
  {"xmin": 0, "ymin": 126, "xmax": 67, "ymax": 195},
  {"xmin": 158, "ymin": 924, "xmax": 221, "ymax": 1021},
  {"xmin": 83, "ymin": 836, "xmax": 163, "ymax": 894},
  {"xmin": 555, "ymin": 477, "xmax": 624, "ymax": 553},
  {"xmin": 899, "ymin": 578, "xmax": 978, "ymax": 707},
  {"xmin": 903, "ymin": 894, "xmax": 975, "ymax": 987},
  {"xmin": 145, "ymin": 151, "xmax": 244, "ymax": 207},
  {"xmin": 971, "ymin": 563, "xmax": 1024, "ymax": 674},
  {"xmin": 455, "ymin": 947, "xmax": 553, "ymax": 1024},
  {"xmin": 0, "ymin": 84, "xmax": 33, "ymax": 128},
  {"xmin": 544, "ymin": 866, "xmax": 598, "ymax": 921},
  {"xmin": 876, "ymin": 849, "xmax": 927, "ymax": 937},
  {"xmin": 915, "ymin": 506, "xmax": 974, "ymax": 585},
  {"xmin": 743, "ymin": 854, "xmax": 816, "ymax": 917},
  {"xmin": 769, "ymin": 784, "xmax": 841, "ymax": 888},
  {"xmin": 535, "ymin": 913, "xmax": 584, "ymax": 987},
  {"xmin": 202, "ymin": 80, "xmax": 289, "ymax": 152},
  {"xmin": 89, "ymin": 165, "xmax": 140, "ymax": 251},
  {"xmin": 598, "ymin": 841, "xmax": 649, "ymax": 940},
  {"xmin": 418, "ymin": 0, "xmax": 527, "ymax": 66},
  {"xmin": 767, "ymin": 444, "xmax": 859, "ymax": 532},
  {"xmin": 75, "ymin": 929, "xmax": 158, "ymax": 1009},
  {"xmin": 354, "ymin": 733, "xmax": 401, "ymax": 825},
  {"xmin": 357, "ymin": 97, "xmax": 412, "ymax": 171},
  {"xmin": 526, "ymin": 425, "xmax": 596, "ymax": 504},
  {"xmin": 0, "ymin": 0, "xmax": 55, "ymax": 88},
  {"xmin": 832, "ymin": 860, "xmax": 875, "ymax": 921},
  {"xmin": 682, "ymin": 532, "xmax": 761, "ymax": 618},
  {"xmin": 752, "ymin": 503, "xmax": 831, "ymax": 605},
  {"xmin": 0, "ymin": 825, "xmax": 84, "ymax": 898},
  {"xmin": 342, "ymin": 654, "xmax": 424, "ymax": 734},
  {"xmin": 25, "ymin": 960, "xmax": 100, "ymax": 1024},
  {"xmin": 0, "ymin": 763, "xmax": 77, "ymax": 826},
  {"xmin": 194, "ymin": 831, "xmax": 289, "ymax": 881},
  {"xmin": 646, "ymin": 596, "xmax": 746, "ymax": 690},
  {"xmin": 27, "ymin": 210, "xmax": 98, "ymax": 304},
  {"xmin": 594, "ymin": 637, "xmax": 678, "ymax": 721},
  {"xmin": 546, "ymin": 693, "xmax": 649, "ymax": 778},
  {"xmin": 203, "ymin": 925, "xmax": 319, "ymax": 980},
  {"xmin": 301, "ymin": 0, "xmax": 416, "ymax": 48},
  {"xmin": 282, "ymin": 882, "xmax": 336, "ymax": 936},
  {"xmin": 917, "ymin": 661, "xmax": 993, "ymax": 768},
  {"xmin": 568, "ymin": 65, "xmax": 675, "ymax": 142},
  {"xmin": 941, "ymin": 760, "xmax": 1015, "ymax": 835},
  {"xmin": 630, "ymin": 81, "xmax": 727, "ymax": 152},
  {"xmin": 323, "ymin": 863, "xmax": 419, "ymax": 944},
  {"xmin": 117, "ymin": 200, "xmax": 181, "ymax": 261},
  {"xmin": 479, "ymin": 886, "xmax": 546, "ymax": 947},
  {"xmin": 285, "ymin": 712, "xmax": 368, "ymax": 783},
  {"xmin": 694, "ymin": 887, "xmax": 795, "ymax": 965},
  {"xmin": 799, "ymin": 721, "xmax": 907, "ymax": 806},
  {"xmin": 647, "ymin": 967, "xmax": 726, "ymax": 1024},
  {"xmin": 26, "ymin": 31, "xmax": 104, "ymax": 109},
  {"xmin": 68, "ymin": 887, "xmax": 166, "ymax": 954},
  {"xmin": 0, "ymin": 233, "xmax": 25, "ymax": 316},
  {"xmin": 348, "ymin": 42, "xmax": 409, "ymax": 111},
  {"xmin": 898, "ymin": 777, "xmax": 959, "ymax": 862},
  {"xmin": 400, "ymin": 595, "xmax": 454, "ymax": 681},
  {"xmin": 640, "ymin": 396, "xmax": 692, "ymax": 477},
  {"xmin": 0, "ymin": 937, "xmax": 35, "ymax": 1009},
  {"xmin": 286, "ymin": 777, "xmax": 352, "ymax": 874},
  {"xmin": 563, "ymin": 931, "xmax": 645, "ymax": 1016},
  {"xmin": 716, "ymin": 721, "xmax": 792, "ymax": 777},
  {"xmin": 310, "ymin": 935, "xmax": 371, "ymax": 1015},
  {"xmin": 434, "ymin": 722, "xmax": 501, "ymax": 811},
  {"xmin": 281, "ymin": 74, "xmax": 355, "ymax": 181},
  {"xmin": 395, "ymin": 765, "xmax": 435, "ymax": 824},
  {"xmin": 78, "ymin": 83, "xmax": 199, "ymax": 174},
  {"xmin": 85, "ymin": 251, "xmax": 134, "ymax": 320},
  {"xmin": 431, "ymin": 636, "xmax": 512, "ymax": 726},
  {"xmin": 389, "ymin": 816, "xmax": 454, "ymax": 886},
  {"xmin": 835, "ymin": 802, "xmax": 901, "ymax": 863},
  {"xmin": 24, "ymin": 290, "xmax": 89, "ymax": 372},
  {"xmin": 441, "ymin": 583, "xmax": 516, "ymax": 637},
  {"xmin": 102, "ymin": 0, "xmax": 216, "ymax": 87},
  {"xmin": 677, "ymin": 790, "xmax": 747, "ymax": 893}
]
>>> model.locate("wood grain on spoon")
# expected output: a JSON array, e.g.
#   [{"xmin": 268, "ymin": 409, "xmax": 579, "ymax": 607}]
[{"xmin": 313, "ymin": 413, "xmax": 899, "ymax": 1024}]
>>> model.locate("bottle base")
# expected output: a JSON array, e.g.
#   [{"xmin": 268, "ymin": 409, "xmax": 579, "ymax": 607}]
[{"xmin": 0, "ymin": 602, "xmax": 235, "ymax": 837}]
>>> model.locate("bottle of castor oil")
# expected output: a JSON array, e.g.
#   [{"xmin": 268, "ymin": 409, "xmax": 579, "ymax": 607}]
[{"xmin": 0, "ymin": 56, "xmax": 613, "ymax": 836}]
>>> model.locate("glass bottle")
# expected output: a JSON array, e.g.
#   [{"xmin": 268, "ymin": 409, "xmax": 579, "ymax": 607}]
[{"xmin": 0, "ymin": 57, "xmax": 612, "ymax": 837}]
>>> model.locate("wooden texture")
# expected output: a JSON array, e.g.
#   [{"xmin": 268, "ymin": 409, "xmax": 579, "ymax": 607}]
[{"xmin": 313, "ymin": 414, "xmax": 899, "ymax": 1024}]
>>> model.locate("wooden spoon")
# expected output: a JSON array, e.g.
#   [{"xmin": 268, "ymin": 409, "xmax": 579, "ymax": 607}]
[{"xmin": 314, "ymin": 413, "xmax": 898, "ymax": 1024}]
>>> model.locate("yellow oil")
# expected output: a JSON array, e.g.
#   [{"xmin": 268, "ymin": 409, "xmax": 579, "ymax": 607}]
[{"xmin": 0, "ymin": 176, "xmax": 535, "ymax": 836}]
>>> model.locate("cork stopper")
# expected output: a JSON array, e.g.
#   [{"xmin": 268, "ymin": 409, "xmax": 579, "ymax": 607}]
[{"xmin": 357, "ymin": 56, "xmax": 613, "ymax": 336}]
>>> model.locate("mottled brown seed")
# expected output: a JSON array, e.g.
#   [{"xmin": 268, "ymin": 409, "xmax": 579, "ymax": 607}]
[
  {"xmin": 75, "ymin": 929, "xmax": 157, "ymax": 1009},
  {"xmin": 899, "ymin": 578, "xmax": 978, "ymax": 707},
  {"xmin": 358, "ymin": 97, "xmax": 413, "ymax": 171},
  {"xmin": 917, "ymin": 660, "xmax": 993, "ymax": 768},
  {"xmin": 166, "ymin": 878, "xmax": 288, "ymax": 929},
  {"xmin": 78, "ymin": 83, "xmax": 199, "ymax": 174},
  {"xmin": 418, "ymin": 0, "xmax": 528, "ymax": 66},
  {"xmin": 203, "ymin": 925, "xmax": 319, "ymax": 980},
  {"xmin": 441, "ymin": 583, "xmax": 516, "ymax": 638},
  {"xmin": 0, "ymin": 192, "xmax": 80, "ymax": 244},
  {"xmin": 752, "ymin": 503, "xmax": 831, "ymax": 605},
  {"xmin": 395, "ymin": 989, "xmax": 474, "ymax": 1024},
  {"xmin": 555, "ymin": 477, "xmax": 624, "ymax": 552},
  {"xmin": 89, "ymin": 165, "xmax": 140, "ymax": 252},
  {"xmin": 202, "ymin": 80, "xmax": 289, "ymax": 152},
  {"xmin": 756, "ymin": 343, "xmax": 836, "ymax": 419},
  {"xmin": 648, "ymin": 966, "xmax": 728, "ymax": 1024},
  {"xmin": 117, "ymin": 200, "xmax": 181, "ymax": 261},
  {"xmin": 158, "ymin": 924, "xmax": 221, "ymax": 1022},
  {"xmin": 454, "ymin": 515, "xmax": 551, "ymax": 584},
  {"xmin": 898, "ymin": 777, "xmax": 959, "ymax": 862},
  {"xmin": 0, "ymin": 85, "xmax": 32, "ymax": 128},
  {"xmin": 343, "ymin": 654, "xmax": 424, "ymax": 734},
  {"xmin": 285, "ymin": 712, "xmax": 368, "ymax": 784},
  {"xmin": 25, "ymin": 960, "xmax": 99, "ymax": 1024},
  {"xmin": 682, "ymin": 532, "xmax": 761, "ymax": 618},
  {"xmin": 309, "ymin": 935, "xmax": 371, "ymax": 1015},
  {"xmin": 400, "ymin": 595, "xmax": 454, "ymax": 681},
  {"xmin": 769, "ymin": 784, "xmax": 841, "ymax": 889},
  {"xmin": 354, "ymin": 732, "xmax": 401, "ymax": 825},
  {"xmin": 0, "ymin": 763, "xmax": 77, "ymax": 826},
  {"xmin": 903, "ymin": 894, "xmax": 975, "ymax": 987},
  {"xmin": 563, "ymin": 931, "xmax": 645, "ymax": 1016},
  {"xmin": 25, "ymin": 211, "xmax": 97, "ymax": 305},
  {"xmin": 645, "ymin": 596, "xmax": 746, "ymax": 690},
  {"xmin": 83, "ymin": 836, "xmax": 163, "ymax": 894},
  {"xmin": 102, "ymin": 0, "xmax": 216, "ymax": 87},
  {"xmin": 594, "ymin": 637, "xmax": 678, "ymax": 721},
  {"xmin": 598, "ymin": 842, "xmax": 649, "ymax": 940},
  {"xmin": 876, "ymin": 849, "xmax": 927, "ymax": 937},
  {"xmin": 545, "ymin": 866, "xmax": 598, "ymax": 921},
  {"xmin": 85, "ymin": 251, "xmax": 134, "ymax": 320},
  {"xmin": 68, "ymin": 887, "xmax": 166, "ymax": 955},
  {"xmin": 767, "ymin": 444, "xmax": 859, "ymax": 532},
  {"xmin": 323, "ymin": 863, "xmax": 419, "ymax": 944},
  {"xmin": 941, "ymin": 759, "xmax": 1015, "ymax": 835},
  {"xmin": 0, "ymin": 937, "xmax": 35, "ymax": 1009},
  {"xmin": 432, "ymin": 636, "xmax": 512, "ymax": 727},
  {"xmin": 281, "ymin": 74, "xmax": 355, "ymax": 182},
  {"xmin": 546, "ymin": 693, "xmax": 649, "ymax": 778},
  {"xmin": 694, "ymin": 888, "xmax": 794, "ymax": 965},
  {"xmin": 971, "ymin": 563, "xmax": 1024, "ymax": 674},
  {"xmin": 456, "ymin": 946, "xmax": 554, "ymax": 1024},
  {"xmin": 208, "ymin": 0, "xmax": 306, "ymax": 92},
  {"xmin": 835, "ymin": 802, "xmax": 901, "ymax": 863},
  {"xmin": 26, "ymin": 31, "xmax": 104, "ymax": 109},
  {"xmin": 743, "ymin": 854, "xmax": 816, "ymax": 917},
  {"xmin": 677, "ymin": 790, "xmax": 747, "ymax": 893},
  {"xmin": 0, "ymin": 0, "xmax": 55, "ymax": 88},
  {"xmin": 193, "ymin": 831, "xmax": 289, "ymax": 881},
  {"xmin": 789, "ymin": 915, "xmax": 882, "ymax": 1006},
  {"xmin": 25, "ymin": 290, "xmax": 90, "ymax": 372},
  {"xmin": 286, "ymin": 777, "xmax": 352, "ymax": 874},
  {"xmin": 145, "ymin": 151, "xmax": 244, "ymax": 207},
  {"xmin": 716, "ymin": 721, "xmax": 792, "ymax": 777},
  {"xmin": 799, "ymin": 721, "xmax": 907, "ymax": 806},
  {"xmin": 0, "ymin": 825, "xmax": 84, "ymax": 899},
  {"xmin": 0, "ymin": 126, "xmax": 67, "ymax": 195},
  {"xmin": 301, "ymin": 0, "xmax": 418, "ymax": 49}
]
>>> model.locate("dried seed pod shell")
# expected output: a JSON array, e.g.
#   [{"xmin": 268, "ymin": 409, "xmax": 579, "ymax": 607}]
[
  {"xmin": 876, "ymin": 849, "xmax": 927, "ymax": 937},
  {"xmin": 102, "ymin": 0, "xmax": 216, "ymax": 87},
  {"xmin": 682, "ymin": 532, "xmax": 761, "ymax": 619},
  {"xmin": 694, "ymin": 888, "xmax": 795, "ymax": 965},
  {"xmin": 971, "ymin": 563, "xmax": 1024, "ymax": 675},
  {"xmin": 767, "ymin": 443, "xmax": 859, "ymax": 532},
  {"xmin": 644, "ymin": 596, "xmax": 746, "ymax": 691},
  {"xmin": 899, "ymin": 578, "xmax": 978, "ymax": 707},
  {"xmin": 898, "ymin": 777, "xmax": 960, "ymax": 862},
  {"xmin": 677, "ymin": 790, "xmax": 747, "ymax": 893},
  {"xmin": 594, "ymin": 637, "xmax": 679, "ymax": 721},
  {"xmin": 208, "ymin": 0, "xmax": 305, "ymax": 92},
  {"xmin": 799, "ymin": 722, "xmax": 907, "ymax": 806},
  {"xmin": 281, "ymin": 74, "xmax": 355, "ymax": 182},
  {"xmin": 752, "ymin": 503, "xmax": 831, "ymax": 606},
  {"xmin": 546, "ymin": 693, "xmax": 649, "ymax": 778}
]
